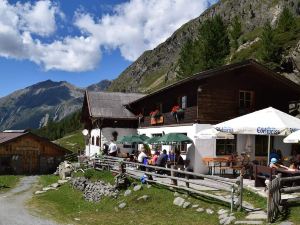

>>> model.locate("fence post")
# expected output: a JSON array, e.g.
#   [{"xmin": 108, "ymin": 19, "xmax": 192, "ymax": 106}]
[
  {"xmin": 185, "ymin": 168, "xmax": 190, "ymax": 188},
  {"xmin": 231, "ymin": 185, "xmax": 235, "ymax": 212},
  {"xmin": 170, "ymin": 165, "xmax": 178, "ymax": 186},
  {"xmin": 238, "ymin": 174, "xmax": 243, "ymax": 211}
]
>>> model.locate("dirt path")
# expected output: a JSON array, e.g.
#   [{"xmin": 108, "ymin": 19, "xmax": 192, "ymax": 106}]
[{"xmin": 0, "ymin": 176, "xmax": 59, "ymax": 225}]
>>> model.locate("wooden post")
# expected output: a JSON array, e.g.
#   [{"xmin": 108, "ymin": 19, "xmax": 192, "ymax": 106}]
[
  {"xmin": 231, "ymin": 185, "xmax": 234, "ymax": 212},
  {"xmin": 238, "ymin": 174, "xmax": 243, "ymax": 211},
  {"xmin": 185, "ymin": 167, "xmax": 190, "ymax": 188},
  {"xmin": 170, "ymin": 165, "xmax": 178, "ymax": 186}
]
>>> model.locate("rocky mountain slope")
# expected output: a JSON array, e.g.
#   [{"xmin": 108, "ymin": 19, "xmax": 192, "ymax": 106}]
[
  {"xmin": 0, "ymin": 79, "xmax": 112, "ymax": 131},
  {"xmin": 108, "ymin": 0, "xmax": 300, "ymax": 93}
]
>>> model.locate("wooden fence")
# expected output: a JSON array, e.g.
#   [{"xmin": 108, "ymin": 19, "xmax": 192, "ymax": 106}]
[
  {"xmin": 267, "ymin": 174, "xmax": 300, "ymax": 223},
  {"xmin": 94, "ymin": 155, "xmax": 244, "ymax": 212}
]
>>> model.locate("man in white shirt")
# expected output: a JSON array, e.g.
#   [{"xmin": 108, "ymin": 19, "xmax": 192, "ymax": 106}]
[
  {"xmin": 108, "ymin": 141, "xmax": 118, "ymax": 157},
  {"xmin": 138, "ymin": 149, "xmax": 147, "ymax": 163}
]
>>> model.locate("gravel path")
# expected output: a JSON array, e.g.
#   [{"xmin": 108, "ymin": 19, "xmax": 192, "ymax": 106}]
[{"xmin": 0, "ymin": 176, "xmax": 60, "ymax": 225}]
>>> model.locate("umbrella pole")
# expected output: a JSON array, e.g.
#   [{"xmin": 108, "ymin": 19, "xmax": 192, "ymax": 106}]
[{"xmin": 267, "ymin": 135, "xmax": 271, "ymax": 165}]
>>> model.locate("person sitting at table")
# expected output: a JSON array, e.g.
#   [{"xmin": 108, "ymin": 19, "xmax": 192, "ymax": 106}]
[
  {"xmin": 175, "ymin": 150, "xmax": 184, "ymax": 170},
  {"xmin": 269, "ymin": 158, "xmax": 294, "ymax": 171},
  {"xmin": 289, "ymin": 160, "xmax": 298, "ymax": 170},
  {"xmin": 228, "ymin": 152, "xmax": 238, "ymax": 166},
  {"xmin": 276, "ymin": 149, "xmax": 283, "ymax": 164},
  {"xmin": 149, "ymin": 150, "xmax": 160, "ymax": 165},
  {"xmin": 168, "ymin": 149, "xmax": 176, "ymax": 163},
  {"xmin": 156, "ymin": 149, "xmax": 167, "ymax": 167},
  {"xmin": 269, "ymin": 149, "xmax": 279, "ymax": 162}
]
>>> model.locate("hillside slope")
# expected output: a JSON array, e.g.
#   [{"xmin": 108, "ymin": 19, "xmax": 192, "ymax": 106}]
[{"xmin": 108, "ymin": 0, "xmax": 300, "ymax": 93}]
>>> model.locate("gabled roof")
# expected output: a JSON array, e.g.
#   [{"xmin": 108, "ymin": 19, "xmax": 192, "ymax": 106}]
[
  {"xmin": 0, "ymin": 131, "xmax": 27, "ymax": 144},
  {"xmin": 128, "ymin": 59, "xmax": 300, "ymax": 105},
  {"xmin": 0, "ymin": 131, "xmax": 70, "ymax": 153},
  {"xmin": 85, "ymin": 91, "xmax": 145, "ymax": 119}
]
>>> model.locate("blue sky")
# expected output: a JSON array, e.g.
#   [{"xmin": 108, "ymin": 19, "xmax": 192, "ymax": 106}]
[{"xmin": 0, "ymin": 0, "xmax": 218, "ymax": 97}]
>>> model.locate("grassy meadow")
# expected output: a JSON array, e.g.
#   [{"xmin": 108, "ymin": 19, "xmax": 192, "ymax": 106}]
[{"xmin": 0, "ymin": 175, "xmax": 22, "ymax": 193}]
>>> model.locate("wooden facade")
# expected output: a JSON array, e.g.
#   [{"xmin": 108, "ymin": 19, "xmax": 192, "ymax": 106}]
[
  {"xmin": 128, "ymin": 60, "xmax": 300, "ymax": 127},
  {"xmin": 0, "ymin": 132, "xmax": 69, "ymax": 174}
]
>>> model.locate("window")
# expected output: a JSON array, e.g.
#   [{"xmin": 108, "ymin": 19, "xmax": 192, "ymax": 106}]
[
  {"xmin": 216, "ymin": 138, "xmax": 236, "ymax": 155},
  {"xmin": 96, "ymin": 137, "xmax": 100, "ymax": 146},
  {"xmin": 152, "ymin": 133, "xmax": 162, "ymax": 137},
  {"xmin": 177, "ymin": 96, "xmax": 188, "ymax": 109},
  {"xmin": 91, "ymin": 136, "xmax": 95, "ymax": 145},
  {"xmin": 239, "ymin": 91, "xmax": 254, "ymax": 109},
  {"xmin": 255, "ymin": 136, "xmax": 274, "ymax": 156}
]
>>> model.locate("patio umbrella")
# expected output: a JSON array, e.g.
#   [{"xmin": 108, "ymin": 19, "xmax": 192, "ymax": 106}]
[
  {"xmin": 157, "ymin": 133, "xmax": 192, "ymax": 144},
  {"xmin": 283, "ymin": 130, "xmax": 300, "ymax": 143},
  {"xmin": 195, "ymin": 128, "xmax": 234, "ymax": 139},
  {"xmin": 145, "ymin": 136, "xmax": 161, "ymax": 144},
  {"xmin": 214, "ymin": 107, "xmax": 300, "ymax": 163}
]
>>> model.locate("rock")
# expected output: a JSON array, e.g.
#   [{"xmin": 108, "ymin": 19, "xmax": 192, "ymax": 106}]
[
  {"xmin": 245, "ymin": 212, "xmax": 267, "ymax": 220},
  {"xmin": 74, "ymin": 218, "xmax": 80, "ymax": 221},
  {"xmin": 35, "ymin": 190, "xmax": 46, "ymax": 194},
  {"xmin": 147, "ymin": 184, "xmax": 152, "ymax": 189},
  {"xmin": 192, "ymin": 204, "xmax": 199, "ymax": 208},
  {"xmin": 174, "ymin": 192, "xmax": 180, "ymax": 197},
  {"xmin": 50, "ymin": 183, "xmax": 60, "ymax": 188},
  {"xmin": 220, "ymin": 216, "xmax": 236, "ymax": 225},
  {"xmin": 219, "ymin": 213, "xmax": 228, "ymax": 220},
  {"xmin": 58, "ymin": 180, "xmax": 68, "ymax": 185},
  {"xmin": 137, "ymin": 195, "xmax": 149, "ymax": 201},
  {"xmin": 182, "ymin": 201, "xmax": 191, "ymax": 209},
  {"xmin": 58, "ymin": 161, "xmax": 74, "ymax": 180},
  {"xmin": 133, "ymin": 185, "xmax": 142, "ymax": 191},
  {"xmin": 124, "ymin": 189, "xmax": 132, "ymax": 197},
  {"xmin": 173, "ymin": 197, "xmax": 185, "ymax": 207},
  {"xmin": 119, "ymin": 202, "xmax": 126, "ymax": 209},
  {"xmin": 278, "ymin": 222, "xmax": 294, "ymax": 225},
  {"xmin": 42, "ymin": 187, "xmax": 56, "ymax": 191},
  {"xmin": 206, "ymin": 209, "xmax": 214, "ymax": 214},
  {"xmin": 218, "ymin": 209, "xmax": 229, "ymax": 215},
  {"xmin": 196, "ymin": 208, "xmax": 204, "ymax": 212},
  {"xmin": 234, "ymin": 221, "xmax": 263, "ymax": 225}
]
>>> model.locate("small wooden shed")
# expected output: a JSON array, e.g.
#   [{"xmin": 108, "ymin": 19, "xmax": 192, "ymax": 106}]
[{"xmin": 0, "ymin": 130, "xmax": 70, "ymax": 174}]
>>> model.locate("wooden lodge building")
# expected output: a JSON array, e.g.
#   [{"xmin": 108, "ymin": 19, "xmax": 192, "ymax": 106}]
[
  {"xmin": 81, "ymin": 60, "xmax": 300, "ymax": 173},
  {"xmin": 81, "ymin": 92, "xmax": 145, "ymax": 156},
  {"xmin": 0, "ymin": 130, "xmax": 70, "ymax": 174}
]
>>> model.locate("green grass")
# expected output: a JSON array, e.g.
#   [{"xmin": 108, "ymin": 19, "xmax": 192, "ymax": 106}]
[
  {"xmin": 54, "ymin": 130, "xmax": 85, "ymax": 153},
  {"xmin": 243, "ymin": 189, "xmax": 267, "ymax": 210},
  {"xmin": 74, "ymin": 170, "xmax": 115, "ymax": 184},
  {"xmin": 29, "ymin": 171, "xmax": 250, "ymax": 225},
  {"xmin": 0, "ymin": 175, "xmax": 21, "ymax": 192},
  {"xmin": 38, "ymin": 175, "xmax": 60, "ymax": 187}
]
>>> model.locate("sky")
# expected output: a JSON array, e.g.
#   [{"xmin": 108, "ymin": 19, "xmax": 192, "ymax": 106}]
[{"xmin": 0, "ymin": 0, "xmax": 219, "ymax": 97}]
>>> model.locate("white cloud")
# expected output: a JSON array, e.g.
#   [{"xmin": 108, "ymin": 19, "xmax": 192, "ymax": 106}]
[
  {"xmin": 0, "ymin": 0, "xmax": 217, "ymax": 72},
  {"xmin": 75, "ymin": 0, "xmax": 213, "ymax": 61}
]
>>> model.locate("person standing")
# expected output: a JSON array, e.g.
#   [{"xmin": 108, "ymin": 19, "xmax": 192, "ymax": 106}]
[{"xmin": 108, "ymin": 140, "xmax": 118, "ymax": 157}]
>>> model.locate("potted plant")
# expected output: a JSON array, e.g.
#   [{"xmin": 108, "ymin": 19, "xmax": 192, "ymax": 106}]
[{"xmin": 150, "ymin": 109, "xmax": 161, "ymax": 119}]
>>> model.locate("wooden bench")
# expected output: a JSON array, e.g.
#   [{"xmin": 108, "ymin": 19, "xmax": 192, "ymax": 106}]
[{"xmin": 253, "ymin": 165, "xmax": 276, "ymax": 187}]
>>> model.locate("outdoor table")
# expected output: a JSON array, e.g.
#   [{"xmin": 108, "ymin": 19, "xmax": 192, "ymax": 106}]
[{"xmin": 203, "ymin": 157, "xmax": 230, "ymax": 175}]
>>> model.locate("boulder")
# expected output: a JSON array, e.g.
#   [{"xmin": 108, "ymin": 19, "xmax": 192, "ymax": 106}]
[
  {"xmin": 206, "ymin": 209, "xmax": 214, "ymax": 214},
  {"xmin": 124, "ymin": 189, "xmax": 132, "ymax": 197},
  {"xmin": 196, "ymin": 208, "xmax": 204, "ymax": 212},
  {"xmin": 173, "ymin": 197, "xmax": 185, "ymax": 207},
  {"xmin": 119, "ymin": 202, "xmax": 126, "ymax": 209},
  {"xmin": 192, "ymin": 204, "xmax": 199, "ymax": 208},
  {"xmin": 137, "ymin": 195, "xmax": 149, "ymax": 201},
  {"xmin": 50, "ymin": 183, "xmax": 60, "ymax": 188},
  {"xmin": 58, "ymin": 180, "xmax": 68, "ymax": 185},
  {"xmin": 35, "ymin": 190, "xmax": 46, "ymax": 194},
  {"xmin": 182, "ymin": 201, "xmax": 191, "ymax": 209},
  {"xmin": 133, "ymin": 185, "xmax": 142, "ymax": 191}
]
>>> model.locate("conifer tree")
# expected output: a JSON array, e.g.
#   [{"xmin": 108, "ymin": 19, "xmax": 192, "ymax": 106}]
[
  {"xmin": 229, "ymin": 16, "xmax": 242, "ymax": 50},
  {"xmin": 277, "ymin": 7, "xmax": 296, "ymax": 32},
  {"xmin": 178, "ymin": 15, "xmax": 230, "ymax": 78}
]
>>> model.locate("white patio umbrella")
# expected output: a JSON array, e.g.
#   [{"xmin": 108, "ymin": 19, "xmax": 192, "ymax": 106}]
[
  {"xmin": 195, "ymin": 128, "xmax": 234, "ymax": 139},
  {"xmin": 283, "ymin": 130, "xmax": 300, "ymax": 143},
  {"xmin": 214, "ymin": 107, "xmax": 300, "ymax": 163}
]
